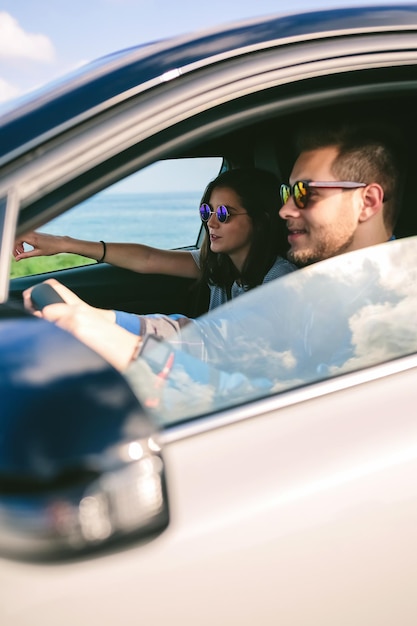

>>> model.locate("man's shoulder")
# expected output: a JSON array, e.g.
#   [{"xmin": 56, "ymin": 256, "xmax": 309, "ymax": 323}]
[{"xmin": 264, "ymin": 256, "xmax": 298, "ymax": 283}]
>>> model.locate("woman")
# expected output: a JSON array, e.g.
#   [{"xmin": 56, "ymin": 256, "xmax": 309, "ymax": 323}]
[
  {"xmin": 17, "ymin": 168, "xmax": 296, "ymax": 336},
  {"xmin": 192, "ymin": 167, "xmax": 294, "ymax": 308}
]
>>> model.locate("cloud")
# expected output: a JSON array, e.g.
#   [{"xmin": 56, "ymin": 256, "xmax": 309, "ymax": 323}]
[
  {"xmin": 0, "ymin": 12, "xmax": 55, "ymax": 62},
  {"xmin": 0, "ymin": 77, "xmax": 20, "ymax": 103}
]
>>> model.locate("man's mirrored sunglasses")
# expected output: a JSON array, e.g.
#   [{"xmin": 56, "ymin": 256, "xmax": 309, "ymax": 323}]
[
  {"xmin": 280, "ymin": 180, "xmax": 367, "ymax": 209},
  {"xmin": 199, "ymin": 203, "xmax": 247, "ymax": 223}
]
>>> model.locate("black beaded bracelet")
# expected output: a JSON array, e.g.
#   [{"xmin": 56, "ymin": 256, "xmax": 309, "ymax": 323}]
[{"xmin": 97, "ymin": 240, "xmax": 106, "ymax": 264}]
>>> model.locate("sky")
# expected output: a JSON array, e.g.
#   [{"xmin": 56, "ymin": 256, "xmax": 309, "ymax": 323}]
[
  {"xmin": 0, "ymin": 0, "xmax": 409, "ymax": 193},
  {"xmin": 0, "ymin": 0, "xmax": 403, "ymax": 104}
]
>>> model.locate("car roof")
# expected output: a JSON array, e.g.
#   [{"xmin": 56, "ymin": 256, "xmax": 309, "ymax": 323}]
[{"xmin": 1, "ymin": 3, "xmax": 417, "ymax": 164}]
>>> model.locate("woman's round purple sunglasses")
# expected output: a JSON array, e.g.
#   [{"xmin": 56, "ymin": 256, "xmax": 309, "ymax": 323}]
[{"xmin": 199, "ymin": 203, "xmax": 247, "ymax": 223}]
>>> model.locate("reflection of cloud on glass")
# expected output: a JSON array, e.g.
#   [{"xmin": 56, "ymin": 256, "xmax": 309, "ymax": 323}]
[
  {"xmin": 292, "ymin": 239, "xmax": 412, "ymax": 297},
  {"xmin": 353, "ymin": 299, "xmax": 417, "ymax": 356},
  {"xmin": 377, "ymin": 241, "xmax": 417, "ymax": 297},
  {"xmin": 277, "ymin": 350, "xmax": 297, "ymax": 370},
  {"xmin": 159, "ymin": 344, "xmax": 300, "ymax": 422},
  {"xmin": 162, "ymin": 367, "xmax": 217, "ymax": 420},
  {"xmin": 331, "ymin": 293, "xmax": 417, "ymax": 375},
  {"xmin": 211, "ymin": 332, "xmax": 298, "ymax": 379},
  {"xmin": 126, "ymin": 357, "xmax": 217, "ymax": 424}
]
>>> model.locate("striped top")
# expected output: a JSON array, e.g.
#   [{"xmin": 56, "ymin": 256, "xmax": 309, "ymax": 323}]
[{"xmin": 191, "ymin": 249, "xmax": 297, "ymax": 310}]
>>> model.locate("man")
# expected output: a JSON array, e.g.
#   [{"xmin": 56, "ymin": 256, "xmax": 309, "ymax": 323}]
[
  {"xmin": 279, "ymin": 123, "xmax": 401, "ymax": 267},
  {"xmin": 25, "ymin": 122, "xmax": 405, "ymax": 382}
]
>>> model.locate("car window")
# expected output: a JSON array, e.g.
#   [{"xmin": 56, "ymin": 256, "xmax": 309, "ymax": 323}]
[
  {"xmin": 10, "ymin": 157, "xmax": 222, "ymax": 278},
  {"xmin": 127, "ymin": 237, "xmax": 417, "ymax": 426}
]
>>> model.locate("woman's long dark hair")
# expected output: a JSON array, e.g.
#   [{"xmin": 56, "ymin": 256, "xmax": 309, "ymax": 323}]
[{"xmin": 198, "ymin": 168, "xmax": 287, "ymax": 292}]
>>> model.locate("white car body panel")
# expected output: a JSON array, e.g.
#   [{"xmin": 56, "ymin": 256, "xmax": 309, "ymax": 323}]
[{"xmin": 2, "ymin": 365, "xmax": 417, "ymax": 625}]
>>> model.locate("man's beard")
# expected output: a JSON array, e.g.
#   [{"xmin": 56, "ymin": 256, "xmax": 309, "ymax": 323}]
[{"xmin": 287, "ymin": 232, "xmax": 355, "ymax": 268}]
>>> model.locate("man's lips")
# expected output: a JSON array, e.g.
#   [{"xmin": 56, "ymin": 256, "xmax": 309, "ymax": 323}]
[{"xmin": 287, "ymin": 227, "xmax": 307, "ymax": 241}]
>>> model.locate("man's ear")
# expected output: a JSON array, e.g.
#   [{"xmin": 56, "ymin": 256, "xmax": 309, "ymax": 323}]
[{"xmin": 358, "ymin": 183, "xmax": 385, "ymax": 222}]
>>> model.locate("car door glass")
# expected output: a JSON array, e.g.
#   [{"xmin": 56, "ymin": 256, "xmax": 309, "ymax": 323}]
[
  {"xmin": 127, "ymin": 237, "xmax": 417, "ymax": 426},
  {"xmin": 11, "ymin": 157, "xmax": 222, "ymax": 278}
]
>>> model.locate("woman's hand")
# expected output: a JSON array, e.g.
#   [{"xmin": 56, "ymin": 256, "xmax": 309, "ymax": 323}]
[{"xmin": 14, "ymin": 231, "xmax": 67, "ymax": 261}]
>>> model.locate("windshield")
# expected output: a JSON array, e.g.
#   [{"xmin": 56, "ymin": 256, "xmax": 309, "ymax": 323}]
[{"xmin": 127, "ymin": 237, "xmax": 417, "ymax": 426}]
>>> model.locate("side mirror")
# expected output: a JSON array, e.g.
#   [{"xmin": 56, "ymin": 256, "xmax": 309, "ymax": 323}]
[{"xmin": 0, "ymin": 314, "xmax": 169, "ymax": 561}]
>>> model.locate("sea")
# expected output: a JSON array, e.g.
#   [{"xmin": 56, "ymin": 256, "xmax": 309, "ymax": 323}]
[{"xmin": 42, "ymin": 191, "xmax": 204, "ymax": 250}]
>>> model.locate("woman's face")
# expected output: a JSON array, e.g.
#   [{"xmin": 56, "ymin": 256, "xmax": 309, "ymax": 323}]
[{"xmin": 206, "ymin": 186, "xmax": 253, "ymax": 271}]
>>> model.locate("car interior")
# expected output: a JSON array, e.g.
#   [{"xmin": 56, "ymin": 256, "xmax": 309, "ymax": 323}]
[{"xmin": 7, "ymin": 65, "xmax": 417, "ymax": 323}]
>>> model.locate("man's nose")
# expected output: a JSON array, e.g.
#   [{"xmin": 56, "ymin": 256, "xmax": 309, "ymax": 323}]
[{"xmin": 279, "ymin": 198, "xmax": 302, "ymax": 220}]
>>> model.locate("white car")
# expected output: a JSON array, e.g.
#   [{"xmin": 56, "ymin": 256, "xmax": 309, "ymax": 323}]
[{"xmin": 1, "ymin": 4, "xmax": 417, "ymax": 624}]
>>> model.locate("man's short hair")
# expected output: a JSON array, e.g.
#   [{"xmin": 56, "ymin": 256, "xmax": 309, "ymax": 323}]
[{"xmin": 295, "ymin": 122, "xmax": 406, "ymax": 231}]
